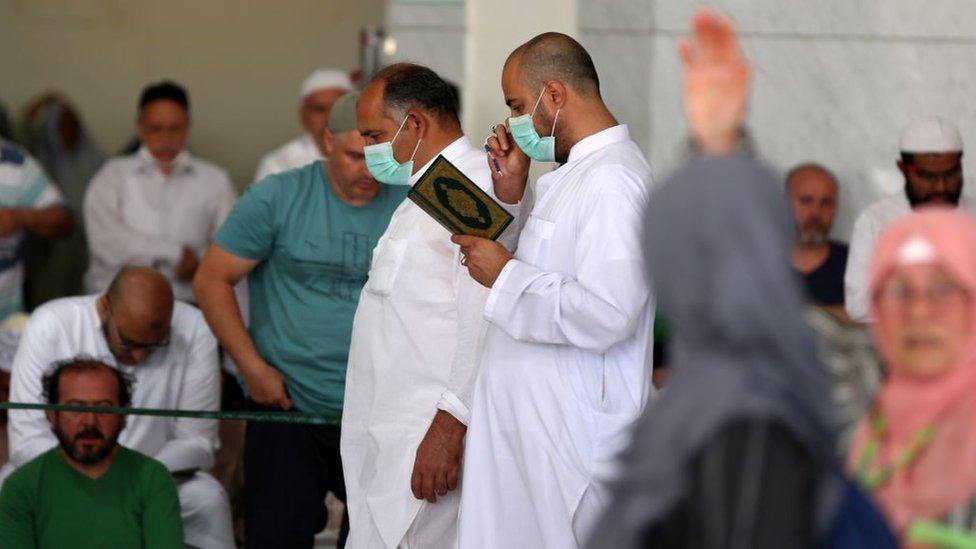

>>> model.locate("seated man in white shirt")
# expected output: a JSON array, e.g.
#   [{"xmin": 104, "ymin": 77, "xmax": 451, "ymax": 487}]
[
  {"xmin": 3, "ymin": 266, "xmax": 234, "ymax": 549},
  {"xmin": 844, "ymin": 117, "xmax": 970, "ymax": 321},
  {"xmin": 254, "ymin": 68, "xmax": 353, "ymax": 181},
  {"xmin": 83, "ymin": 81, "xmax": 238, "ymax": 303}
]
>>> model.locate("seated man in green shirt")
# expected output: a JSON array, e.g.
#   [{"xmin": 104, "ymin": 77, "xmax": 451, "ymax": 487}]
[
  {"xmin": 0, "ymin": 357, "xmax": 183, "ymax": 548},
  {"xmin": 193, "ymin": 91, "xmax": 408, "ymax": 547}
]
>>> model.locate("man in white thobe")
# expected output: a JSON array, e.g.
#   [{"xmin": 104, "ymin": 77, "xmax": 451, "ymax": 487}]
[
  {"xmin": 454, "ymin": 33, "xmax": 655, "ymax": 548},
  {"xmin": 844, "ymin": 116, "xmax": 971, "ymax": 322},
  {"xmin": 2, "ymin": 267, "xmax": 234, "ymax": 548},
  {"xmin": 342, "ymin": 63, "xmax": 517, "ymax": 549},
  {"xmin": 254, "ymin": 68, "xmax": 353, "ymax": 181},
  {"xmin": 83, "ymin": 81, "xmax": 237, "ymax": 303}
]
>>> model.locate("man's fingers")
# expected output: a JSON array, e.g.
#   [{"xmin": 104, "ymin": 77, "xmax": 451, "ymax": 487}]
[
  {"xmin": 422, "ymin": 469, "xmax": 437, "ymax": 503},
  {"xmin": 451, "ymin": 234, "xmax": 478, "ymax": 247},
  {"xmin": 446, "ymin": 467, "xmax": 460, "ymax": 491},
  {"xmin": 485, "ymin": 135, "xmax": 506, "ymax": 157},
  {"xmin": 494, "ymin": 123, "xmax": 512, "ymax": 152},
  {"xmin": 411, "ymin": 467, "xmax": 423, "ymax": 499},
  {"xmin": 434, "ymin": 470, "xmax": 449, "ymax": 497}
]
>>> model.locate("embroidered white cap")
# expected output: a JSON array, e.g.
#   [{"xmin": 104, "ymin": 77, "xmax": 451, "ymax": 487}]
[{"xmin": 899, "ymin": 117, "xmax": 964, "ymax": 154}]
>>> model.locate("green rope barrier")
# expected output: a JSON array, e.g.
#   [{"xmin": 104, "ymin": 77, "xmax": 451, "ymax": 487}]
[{"xmin": 0, "ymin": 402, "xmax": 341, "ymax": 426}]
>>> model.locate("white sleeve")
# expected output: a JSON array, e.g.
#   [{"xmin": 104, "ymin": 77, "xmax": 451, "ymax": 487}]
[
  {"xmin": 436, "ymin": 252, "xmax": 491, "ymax": 426},
  {"xmin": 152, "ymin": 318, "xmax": 220, "ymax": 472},
  {"xmin": 844, "ymin": 212, "xmax": 876, "ymax": 323},
  {"xmin": 435, "ymin": 171, "xmax": 523, "ymax": 424},
  {"xmin": 484, "ymin": 166, "xmax": 651, "ymax": 353},
  {"xmin": 7, "ymin": 311, "xmax": 61, "ymax": 468},
  {"xmin": 83, "ymin": 164, "xmax": 183, "ymax": 271}
]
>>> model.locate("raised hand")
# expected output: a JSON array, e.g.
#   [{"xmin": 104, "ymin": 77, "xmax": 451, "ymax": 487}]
[
  {"xmin": 679, "ymin": 9, "xmax": 752, "ymax": 155},
  {"xmin": 484, "ymin": 123, "xmax": 530, "ymax": 204}
]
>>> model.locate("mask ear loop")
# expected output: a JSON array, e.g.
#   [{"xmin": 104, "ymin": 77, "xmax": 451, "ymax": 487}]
[
  {"xmin": 391, "ymin": 114, "xmax": 410, "ymax": 144},
  {"xmin": 409, "ymin": 134, "xmax": 423, "ymax": 161},
  {"xmin": 529, "ymin": 87, "xmax": 547, "ymax": 118},
  {"xmin": 550, "ymin": 109, "xmax": 561, "ymax": 137}
]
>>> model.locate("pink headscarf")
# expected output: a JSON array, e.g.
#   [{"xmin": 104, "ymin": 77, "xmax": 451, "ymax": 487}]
[{"xmin": 849, "ymin": 208, "xmax": 976, "ymax": 533}]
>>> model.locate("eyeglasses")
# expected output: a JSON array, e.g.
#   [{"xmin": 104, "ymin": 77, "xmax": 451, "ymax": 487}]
[
  {"xmin": 104, "ymin": 299, "xmax": 170, "ymax": 353},
  {"xmin": 875, "ymin": 278, "xmax": 969, "ymax": 311}
]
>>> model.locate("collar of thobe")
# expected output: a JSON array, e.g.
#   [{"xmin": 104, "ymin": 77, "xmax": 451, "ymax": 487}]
[
  {"xmin": 566, "ymin": 124, "xmax": 631, "ymax": 164},
  {"xmin": 136, "ymin": 145, "xmax": 194, "ymax": 177},
  {"xmin": 407, "ymin": 135, "xmax": 472, "ymax": 186}
]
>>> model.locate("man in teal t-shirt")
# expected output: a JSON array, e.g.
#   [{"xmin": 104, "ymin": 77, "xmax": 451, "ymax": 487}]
[
  {"xmin": 0, "ymin": 358, "xmax": 183, "ymax": 548},
  {"xmin": 194, "ymin": 92, "xmax": 407, "ymax": 547}
]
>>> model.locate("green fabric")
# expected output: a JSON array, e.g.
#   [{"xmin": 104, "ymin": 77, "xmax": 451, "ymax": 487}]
[
  {"xmin": 216, "ymin": 162, "xmax": 407, "ymax": 414},
  {"xmin": 0, "ymin": 447, "xmax": 183, "ymax": 548}
]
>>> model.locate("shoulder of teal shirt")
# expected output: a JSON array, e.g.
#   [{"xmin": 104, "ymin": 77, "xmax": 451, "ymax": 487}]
[
  {"xmin": 379, "ymin": 181, "xmax": 410, "ymax": 209},
  {"xmin": 215, "ymin": 163, "xmax": 321, "ymax": 260}
]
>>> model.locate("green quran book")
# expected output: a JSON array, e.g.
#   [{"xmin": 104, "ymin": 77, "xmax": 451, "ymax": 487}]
[{"xmin": 408, "ymin": 155, "xmax": 514, "ymax": 241}]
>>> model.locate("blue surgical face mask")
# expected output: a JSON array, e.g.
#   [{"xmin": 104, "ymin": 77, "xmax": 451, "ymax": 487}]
[
  {"xmin": 508, "ymin": 88, "xmax": 560, "ymax": 162},
  {"xmin": 364, "ymin": 115, "xmax": 422, "ymax": 186}
]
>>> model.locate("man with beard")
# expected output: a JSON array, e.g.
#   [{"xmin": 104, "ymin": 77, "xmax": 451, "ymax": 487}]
[
  {"xmin": 0, "ymin": 358, "xmax": 183, "ymax": 547},
  {"xmin": 787, "ymin": 163, "xmax": 848, "ymax": 318},
  {"xmin": 845, "ymin": 117, "xmax": 968, "ymax": 322},
  {"xmin": 4, "ymin": 266, "xmax": 233, "ymax": 548}
]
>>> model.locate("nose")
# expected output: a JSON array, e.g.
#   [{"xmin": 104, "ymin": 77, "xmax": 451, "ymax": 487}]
[{"xmin": 130, "ymin": 348, "xmax": 151, "ymax": 363}]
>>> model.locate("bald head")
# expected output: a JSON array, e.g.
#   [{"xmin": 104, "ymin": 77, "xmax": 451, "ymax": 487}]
[
  {"xmin": 785, "ymin": 163, "xmax": 839, "ymax": 246},
  {"xmin": 506, "ymin": 33, "xmax": 600, "ymax": 98},
  {"xmin": 105, "ymin": 267, "xmax": 174, "ymax": 344}
]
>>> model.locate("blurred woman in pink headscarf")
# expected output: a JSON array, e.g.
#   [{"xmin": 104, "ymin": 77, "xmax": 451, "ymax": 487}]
[{"xmin": 849, "ymin": 208, "xmax": 976, "ymax": 546}]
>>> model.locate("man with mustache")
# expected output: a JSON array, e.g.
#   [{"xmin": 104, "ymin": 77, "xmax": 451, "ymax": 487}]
[
  {"xmin": 4, "ymin": 266, "xmax": 233, "ymax": 548},
  {"xmin": 195, "ymin": 91, "xmax": 408, "ymax": 548},
  {"xmin": 0, "ymin": 358, "xmax": 183, "ymax": 547},
  {"xmin": 787, "ymin": 163, "xmax": 849, "ymax": 319},
  {"xmin": 83, "ymin": 81, "xmax": 238, "ymax": 303},
  {"xmin": 845, "ymin": 117, "xmax": 970, "ymax": 322}
]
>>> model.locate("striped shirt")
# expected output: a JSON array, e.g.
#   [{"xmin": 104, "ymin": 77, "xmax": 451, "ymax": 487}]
[{"xmin": 0, "ymin": 141, "xmax": 65, "ymax": 318}]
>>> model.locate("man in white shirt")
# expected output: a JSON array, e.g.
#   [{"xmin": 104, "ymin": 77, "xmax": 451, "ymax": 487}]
[
  {"xmin": 83, "ymin": 81, "xmax": 238, "ymax": 303},
  {"xmin": 341, "ymin": 63, "xmax": 517, "ymax": 549},
  {"xmin": 844, "ymin": 117, "xmax": 969, "ymax": 322},
  {"xmin": 454, "ymin": 33, "xmax": 655, "ymax": 548},
  {"xmin": 0, "ymin": 140, "xmax": 73, "ymax": 319},
  {"xmin": 3, "ymin": 266, "xmax": 233, "ymax": 548},
  {"xmin": 254, "ymin": 69, "xmax": 353, "ymax": 181}
]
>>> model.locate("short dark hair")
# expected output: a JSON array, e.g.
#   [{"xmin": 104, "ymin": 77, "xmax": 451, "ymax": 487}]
[
  {"xmin": 512, "ymin": 33, "xmax": 601, "ymax": 97},
  {"xmin": 42, "ymin": 357, "xmax": 133, "ymax": 407},
  {"xmin": 138, "ymin": 81, "xmax": 190, "ymax": 112},
  {"xmin": 371, "ymin": 63, "xmax": 460, "ymax": 126}
]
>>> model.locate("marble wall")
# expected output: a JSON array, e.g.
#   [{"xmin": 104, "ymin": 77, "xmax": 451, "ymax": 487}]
[
  {"xmin": 385, "ymin": 1, "xmax": 467, "ymax": 101},
  {"xmin": 386, "ymin": 0, "xmax": 976, "ymax": 239},
  {"xmin": 580, "ymin": 0, "xmax": 976, "ymax": 239}
]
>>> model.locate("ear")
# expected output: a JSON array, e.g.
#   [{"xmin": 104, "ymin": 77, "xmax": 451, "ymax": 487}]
[
  {"xmin": 545, "ymin": 80, "xmax": 569, "ymax": 110},
  {"xmin": 408, "ymin": 109, "xmax": 429, "ymax": 139},
  {"xmin": 321, "ymin": 128, "xmax": 336, "ymax": 157}
]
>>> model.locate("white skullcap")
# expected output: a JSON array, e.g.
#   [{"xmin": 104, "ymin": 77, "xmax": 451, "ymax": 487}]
[
  {"xmin": 899, "ymin": 116, "xmax": 964, "ymax": 154},
  {"xmin": 300, "ymin": 69, "xmax": 353, "ymax": 99}
]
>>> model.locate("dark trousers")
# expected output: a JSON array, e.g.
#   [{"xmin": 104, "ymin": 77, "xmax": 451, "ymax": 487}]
[{"xmin": 244, "ymin": 401, "xmax": 348, "ymax": 548}]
